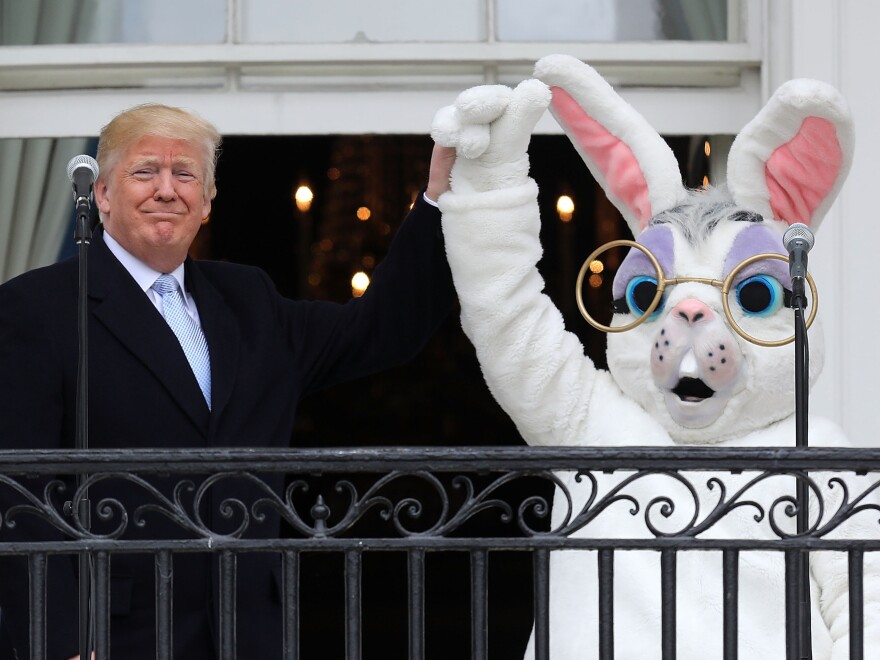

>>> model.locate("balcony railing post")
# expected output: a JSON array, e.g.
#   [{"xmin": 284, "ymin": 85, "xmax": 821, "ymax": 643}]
[
  {"xmin": 282, "ymin": 549, "xmax": 299, "ymax": 660},
  {"xmin": 661, "ymin": 550, "xmax": 677, "ymax": 660},
  {"xmin": 533, "ymin": 548, "xmax": 550, "ymax": 660},
  {"xmin": 407, "ymin": 548, "xmax": 425, "ymax": 660},
  {"xmin": 345, "ymin": 549, "xmax": 362, "ymax": 660},
  {"xmin": 849, "ymin": 549, "xmax": 864, "ymax": 660},
  {"xmin": 597, "ymin": 549, "xmax": 614, "ymax": 660},
  {"xmin": 219, "ymin": 550, "xmax": 237, "ymax": 660},
  {"xmin": 470, "ymin": 549, "xmax": 488, "ymax": 660},
  {"xmin": 27, "ymin": 553, "xmax": 47, "ymax": 660},
  {"xmin": 722, "ymin": 549, "xmax": 739, "ymax": 660},
  {"xmin": 155, "ymin": 550, "xmax": 173, "ymax": 660},
  {"xmin": 93, "ymin": 551, "xmax": 110, "ymax": 660},
  {"xmin": 785, "ymin": 549, "xmax": 799, "ymax": 660}
]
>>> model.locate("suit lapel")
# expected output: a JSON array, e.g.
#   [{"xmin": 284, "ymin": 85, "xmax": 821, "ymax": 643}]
[
  {"xmin": 89, "ymin": 234, "xmax": 210, "ymax": 433},
  {"xmin": 185, "ymin": 260, "xmax": 241, "ymax": 433}
]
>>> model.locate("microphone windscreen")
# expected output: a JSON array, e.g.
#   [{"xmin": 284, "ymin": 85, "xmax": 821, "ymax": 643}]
[
  {"xmin": 66, "ymin": 154, "xmax": 99, "ymax": 182},
  {"xmin": 783, "ymin": 222, "xmax": 814, "ymax": 251}
]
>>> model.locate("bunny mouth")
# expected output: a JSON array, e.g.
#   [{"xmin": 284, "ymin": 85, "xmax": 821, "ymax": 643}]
[{"xmin": 672, "ymin": 377, "xmax": 715, "ymax": 403}]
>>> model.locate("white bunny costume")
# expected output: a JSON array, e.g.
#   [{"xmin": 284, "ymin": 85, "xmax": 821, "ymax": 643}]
[{"xmin": 434, "ymin": 55, "xmax": 879, "ymax": 659}]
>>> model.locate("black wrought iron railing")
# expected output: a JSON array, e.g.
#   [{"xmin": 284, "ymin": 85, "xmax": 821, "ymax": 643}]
[{"xmin": 0, "ymin": 445, "xmax": 878, "ymax": 660}]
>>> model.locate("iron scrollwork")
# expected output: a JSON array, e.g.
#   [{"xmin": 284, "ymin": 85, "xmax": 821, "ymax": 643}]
[{"xmin": 2, "ymin": 450, "xmax": 880, "ymax": 546}]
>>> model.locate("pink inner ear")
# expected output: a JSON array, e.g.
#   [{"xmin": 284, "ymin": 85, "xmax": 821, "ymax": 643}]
[
  {"xmin": 765, "ymin": 116, "xmax": 842, "ymax": 226},
  {"xmin": 551, "ymin": 86, "xmax": 652, "ymax": 228}
]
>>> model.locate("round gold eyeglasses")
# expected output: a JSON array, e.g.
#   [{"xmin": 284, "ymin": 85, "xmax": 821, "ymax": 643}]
[{"xmin": 575, "ymin": 240, "xmax": 818, "ymax": 347}]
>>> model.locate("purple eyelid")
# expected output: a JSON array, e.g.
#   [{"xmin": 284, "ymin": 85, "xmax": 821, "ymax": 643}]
[
  {"xmin": 724, "ymin": 225, "xmax": 791, "ymax": 288},
  {"xmin": 612, "ymin": 226, "xmax": 674, "ymax": 299}
]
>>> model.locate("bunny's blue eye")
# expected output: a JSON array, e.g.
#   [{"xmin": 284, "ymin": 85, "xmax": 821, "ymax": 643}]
[
  {"xmin": 735, "ymin": 274, "xmax": 784, "ymax": 316},
  {"xmin": 624, "ymin": 276, "xmax": 663, "ymax": 319}
]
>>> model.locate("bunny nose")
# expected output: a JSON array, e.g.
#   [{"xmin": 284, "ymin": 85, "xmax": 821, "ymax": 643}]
[{"xmin": 672, "ymin": 298, "xmax": 714, "ymax": 326}]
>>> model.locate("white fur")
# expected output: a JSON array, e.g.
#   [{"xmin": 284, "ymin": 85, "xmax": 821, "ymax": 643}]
[
  {"xmin": 727, "ymin": 79, "xmax": 855, "ymax": 227},
  {"xmin": 434, "ymin": 57, "xmax": 878, "ymax": 659},
  {"xmin": 534, "ymin": 53, "xmax": 688, "ymax": 234}
]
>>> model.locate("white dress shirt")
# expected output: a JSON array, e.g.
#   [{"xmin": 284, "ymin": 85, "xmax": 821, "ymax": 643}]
[{"xmin": 102, "ymin": 229, "xmax": 203, "ymax": 328}]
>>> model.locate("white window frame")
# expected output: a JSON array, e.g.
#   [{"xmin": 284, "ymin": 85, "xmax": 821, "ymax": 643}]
[{"xmin": 0, "ymin": 0, "xmax": 770, "ymax": 139}]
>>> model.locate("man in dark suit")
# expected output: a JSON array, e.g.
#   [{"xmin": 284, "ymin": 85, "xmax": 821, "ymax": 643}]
[{"xmin": 0, "ymin": 103, "xmax": 457, "ymax": 659}]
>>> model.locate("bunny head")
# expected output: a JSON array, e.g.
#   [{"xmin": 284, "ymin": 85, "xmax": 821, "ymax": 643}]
[{"xmin": 534, "ymin": 55, "xmax": 854, "ymax": 444}]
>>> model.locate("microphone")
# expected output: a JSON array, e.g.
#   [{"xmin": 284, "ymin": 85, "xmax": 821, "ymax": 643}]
[
  {"xmin": 783, "ymin": 222, "xmax": 815, "ymax": 281},
  {"xmin": 67, "ymin": 155, "xmax": 99, "ymax": 241},
  {"xmin": 66, "ymin": 154, "xmax": 99, "ymax": 206},
  {"xmin": 783, "ymin": 222, "xmax": 814, "ymax": 309}
]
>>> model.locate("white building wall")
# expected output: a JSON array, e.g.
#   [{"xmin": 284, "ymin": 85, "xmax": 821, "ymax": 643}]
[{"xmin": 774, "ymin": 0, "xmax": 880, "ymax": 447}]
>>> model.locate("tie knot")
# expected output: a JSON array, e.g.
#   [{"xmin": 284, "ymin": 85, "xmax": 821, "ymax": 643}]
[{"xmin": 152, "ymin": 274, "xmax": 179, "ymax": 296}]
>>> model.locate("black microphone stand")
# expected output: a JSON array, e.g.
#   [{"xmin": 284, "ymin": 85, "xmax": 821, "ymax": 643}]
[
  {"xmin": 73, "ymin": 193, "xmax": 94, "ymax": 660},
  {"xmin": 792, "ymin": 276, "xmax": 812, "ymax": 660}
]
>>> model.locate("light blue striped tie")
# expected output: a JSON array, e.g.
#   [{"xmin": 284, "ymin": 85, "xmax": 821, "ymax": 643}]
[{"xmin": 151, "ymin": 274, "xmax": 212, "ymax": 409}]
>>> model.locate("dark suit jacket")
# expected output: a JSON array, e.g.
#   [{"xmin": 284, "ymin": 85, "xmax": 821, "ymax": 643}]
[{"xmin": 0, "ymin": 194, "xmax": 454, "ymax": 659}]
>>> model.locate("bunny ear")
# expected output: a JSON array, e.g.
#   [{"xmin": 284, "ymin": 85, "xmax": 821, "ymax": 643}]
[
  {"xmin": 534, "ymin": 54, "xmax": 687, "ymax": 236},
  {"xmin": 727, "ymin": 79, "xmax": 854, "ymax": 232}
]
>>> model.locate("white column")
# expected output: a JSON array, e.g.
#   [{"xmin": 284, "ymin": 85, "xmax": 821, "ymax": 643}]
[{"xmin": 778, "ymin": 0, "xmax": 880, "ymax": 446}]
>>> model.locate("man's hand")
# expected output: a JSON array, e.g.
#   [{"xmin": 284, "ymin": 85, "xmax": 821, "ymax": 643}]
[
  {"xmin": 425, "ymin": 143, "xmax": 456, "ymax": 203},
  {"xmin": 431, "ymin": 79, "xmax": 550, "ymax": 194}
]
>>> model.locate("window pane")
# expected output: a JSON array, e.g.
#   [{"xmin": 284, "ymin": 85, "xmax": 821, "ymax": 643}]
[
  {"xmin": 111, "ymin": 0, "xmax": 226, "ymax": 44},
  {"xmin": 1, "ymin": 0, "xmax": 729, "ymax": 47},
  {"xmin": 0, "ymin": 0, "xmax": 226, "ymax": 45},
  {"xmin": 241, "ymin": 0, "xmax": 485, "ymax": 43},
  {"xmin": 497, "ymin": 0, "xmax": 729, "ymax": 42}
]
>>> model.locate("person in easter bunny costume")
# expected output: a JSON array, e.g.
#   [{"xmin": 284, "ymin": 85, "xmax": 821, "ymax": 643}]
[{"xmin": 432, "ymin": 54, "xmax": 880, "ymax": 659}]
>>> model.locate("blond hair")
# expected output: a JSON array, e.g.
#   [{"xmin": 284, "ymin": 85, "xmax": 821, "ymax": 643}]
[{"xmin": 96, "ymin": 103, "xmax": 222, "ymax": 199}]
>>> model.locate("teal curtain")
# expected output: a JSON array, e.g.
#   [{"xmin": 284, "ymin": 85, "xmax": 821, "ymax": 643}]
[{"xmin": 661, "ymin": 0, "xmax": 727, "ymax": 41}]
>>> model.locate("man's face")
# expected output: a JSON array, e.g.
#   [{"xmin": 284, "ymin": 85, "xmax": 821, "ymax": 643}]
[{"xmin": 95, "ymin": 134, "xmax": 212, "ymax": 273}]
